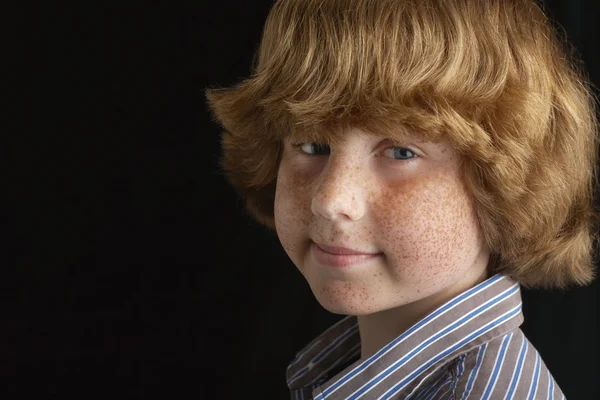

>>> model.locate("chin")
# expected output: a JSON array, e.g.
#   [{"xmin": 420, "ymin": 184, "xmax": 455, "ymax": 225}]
[
  {"xmin": 313, "ymin": 292, "xmax": 381, "ymax": 316},
  {"xmin": 320, "ymin": 304, "xmax": 375, "ymax": 316}
]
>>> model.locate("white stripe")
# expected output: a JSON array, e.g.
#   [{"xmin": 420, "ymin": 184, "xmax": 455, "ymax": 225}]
[
  {"xmin": 316, "ymin": 275, "xmax": 508, "ymax": 399},
  {"xmin": 482, "ymin": 333, "xmax": 513, "ymax": 399},
  {"xmin": 461, "ymin": 344, "xmax": 487, "ymax": 400},
  {"xmin": 378, "ymin": 304, "xmax": 522, "ymax": 400},
  {"xmin": 503, "ymin": 333, "xmax": 527, "ymax": 400},
  {"xmin": 510, "ymin": 341, "xmax": 529, "ymax": 400},
  {"xmin": 547, "ymin": 370, "xmax": 553, "ymax": 400},
  {"xmin": 526, "ymin": 353, "xmax": 541, "ymax": 399}
]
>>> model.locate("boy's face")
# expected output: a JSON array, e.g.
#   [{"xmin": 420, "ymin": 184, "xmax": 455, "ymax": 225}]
[{"xmin": 274, "ymin": 127, "xmax": 490, "ymax": 316}]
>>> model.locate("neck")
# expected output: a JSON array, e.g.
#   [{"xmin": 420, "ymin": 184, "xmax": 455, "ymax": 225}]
[{"xmin": 357, "ymin": 267, "xmax": 489, "ymax": 359}]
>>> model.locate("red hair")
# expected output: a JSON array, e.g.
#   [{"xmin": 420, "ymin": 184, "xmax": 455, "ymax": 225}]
[{"xmin": 206, "ymin": 0, "xmax": 600, "ymax": 288}]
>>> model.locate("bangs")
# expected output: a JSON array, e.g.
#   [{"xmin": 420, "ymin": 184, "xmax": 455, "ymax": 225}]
[{"xmin": 234, "ymin": 0, "xmax": 525, "ymax": 147}]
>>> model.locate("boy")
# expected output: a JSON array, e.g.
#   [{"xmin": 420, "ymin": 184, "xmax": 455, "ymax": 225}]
[{"xmin": 205, "ymin": 0, "xmax": 599, "ymax": 398}]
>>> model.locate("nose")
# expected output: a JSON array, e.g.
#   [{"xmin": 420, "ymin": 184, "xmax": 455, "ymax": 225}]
[{"xmin": 311, "ymin": 159, "xmax": 367, "ymax": 221}]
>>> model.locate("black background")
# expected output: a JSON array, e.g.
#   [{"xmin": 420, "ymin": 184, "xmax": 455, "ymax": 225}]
[{"xmin": 10, "ymin": 1, "xmax": 599, "ymax": 399}]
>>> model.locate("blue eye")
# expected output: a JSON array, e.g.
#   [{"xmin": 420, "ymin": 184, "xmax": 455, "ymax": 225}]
[{"xmin": 385, "ymin": 147, "xmax": 416, "ymax": 160}]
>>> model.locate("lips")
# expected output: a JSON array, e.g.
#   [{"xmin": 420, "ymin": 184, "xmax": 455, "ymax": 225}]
[
  {"xmin": 311, "ymin": 241, "xmax": 381, "ymax": 268},
  {"xmin": 314, "ymin": 242, "xmax": 378, "ymax": 256}
]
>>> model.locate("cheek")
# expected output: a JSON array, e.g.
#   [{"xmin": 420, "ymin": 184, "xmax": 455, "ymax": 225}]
[
  {"xmin": 274, "ymin": 166, "xmax": 313, "ymax": 226},
  {"xmin": 274, "ymin": 166, "xmax": 313, "ymax": 262},
  {"xmin": 373, "ymin": 171, "xmax": 480, "ymax": 279}
]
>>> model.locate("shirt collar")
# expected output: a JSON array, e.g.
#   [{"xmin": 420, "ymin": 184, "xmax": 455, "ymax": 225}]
[{"xmin": 286, "ymin": 274, "xmax": 524, "ymax": 398}]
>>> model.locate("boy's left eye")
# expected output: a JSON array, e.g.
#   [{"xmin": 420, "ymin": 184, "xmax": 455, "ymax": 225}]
[{"xmin": 382, "ymin": 147, "xmax": 416, "ymax": 160}]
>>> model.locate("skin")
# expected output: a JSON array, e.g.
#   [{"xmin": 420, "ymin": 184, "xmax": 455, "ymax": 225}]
[{"xmin": 274, "ymin": 127, "xmax": 490, "ymax": 359}]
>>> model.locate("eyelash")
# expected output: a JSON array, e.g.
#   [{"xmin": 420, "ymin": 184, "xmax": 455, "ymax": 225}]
[{"xmin": 290, "ymin": 143, "xmax": 418, "ymax": 162}]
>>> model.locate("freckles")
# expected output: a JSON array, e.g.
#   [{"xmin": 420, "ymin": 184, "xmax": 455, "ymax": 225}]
[
  {"xmin": 317, "ymin": 281, "xmax": 378, "ymax": 313},
  {"xmin": 373, "ymin": 164, "xmax": 480, "ymax": 273},
  {"xmin": 372, "ymin": 185, "xmax": 418, "ymax": 247},
  {"xmin": 282, "ymin": 171, "xmax": 313, "ymax": 223}
]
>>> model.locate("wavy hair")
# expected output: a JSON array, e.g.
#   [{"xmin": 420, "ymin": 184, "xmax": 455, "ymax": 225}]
[{"xmin": 205, "ymin": 0, "xmax": 600, "ymax": 288}]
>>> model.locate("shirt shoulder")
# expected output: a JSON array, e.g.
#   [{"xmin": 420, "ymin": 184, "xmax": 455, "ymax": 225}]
[{"xmin": 451, "ymin": 329, "xmax": 565, "ymax": 399}]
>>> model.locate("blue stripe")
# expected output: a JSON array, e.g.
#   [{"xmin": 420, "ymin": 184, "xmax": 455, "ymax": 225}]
[
  {"xmin": 290, "ymin": 366, "xmax": 310, "ymax": 384},
  {"xmin": 527, "ymin": 353, "xmax": 541, "ymax": 400},
  {"xmin": 382, "ymin": 305, "xmax": 522, "ymax": 400},
  {"xmin": 449, "ymin": 354, "xmax": 467, "ymax": 395},
  {"xmin": 415, "ymin": 372, "xmax": 448, "ymax": 400},
  {"xmin": 438, "ymin": 381, "xmax": 454, "ymax": 399},
  {"xmin": 425, "ymin": 376, "xmax": 453, "ymax": 400},
  {"xmin": 457, "ymin": 355, "xmax": 465, "ymax": 378},
  {"xmin": 482, "ymin": 333, "xmax": 513, "ymax": 399},
  {"xmin": 462, "ymin": 343, "xmax": 488, "ymax": 399},
  {"xmin": 315, "ymin": 275, "xmax": 508, "ymax": 400},
  {"xmin": 506, "ymin": 336, "xmax": 528, "ymax": 400}
]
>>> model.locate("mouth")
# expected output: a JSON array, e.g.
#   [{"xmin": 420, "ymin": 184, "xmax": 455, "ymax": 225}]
[{"xmin": 311, "ymin": 241, "xmax": 381, "ymax": 268}]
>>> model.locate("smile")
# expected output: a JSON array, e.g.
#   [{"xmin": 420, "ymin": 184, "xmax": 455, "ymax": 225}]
[{"xmin": 311, "ymin": 241, "xmax": 381, "ymax": 268}]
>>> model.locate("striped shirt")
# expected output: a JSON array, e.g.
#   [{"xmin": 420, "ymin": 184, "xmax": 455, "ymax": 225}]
[{"xmin": 286, "ymin": 274, "xmax": 565, "ymax": 399}]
